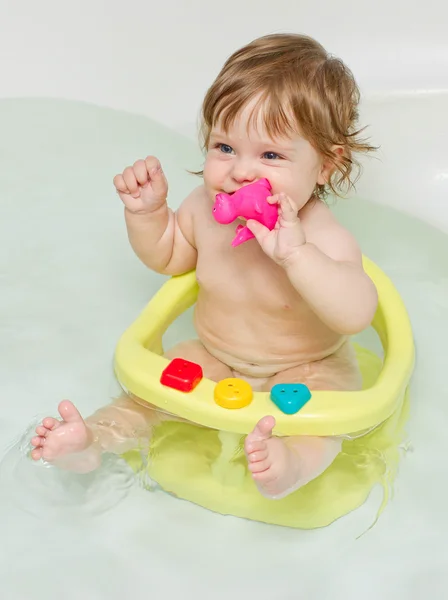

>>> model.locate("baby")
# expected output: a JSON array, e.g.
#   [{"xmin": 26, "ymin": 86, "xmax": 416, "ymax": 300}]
[{"xmin": 30, "ymin": 33, "xmax": 378, "ymax": 500}]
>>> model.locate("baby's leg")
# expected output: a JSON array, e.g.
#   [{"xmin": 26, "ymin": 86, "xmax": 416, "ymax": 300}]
[
  {"xmin": 31, "ymin": 340, "xmax": 233, "ymax": 472},
  {"xmin": 30, "ymin": 394, "xmax": 175, "ymax": 473},
  {"xmin": 244, "ymin": 342, "xmax": 362, "ymax": 499}
]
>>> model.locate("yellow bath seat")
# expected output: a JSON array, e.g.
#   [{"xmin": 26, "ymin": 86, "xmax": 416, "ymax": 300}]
[
  {"xmin": 114, "ymin": 256, "xmax": 414, "ymax": 436},
  {"xmin": 114, "ymin": 256, "xmax": 414, "ymax": 527}
]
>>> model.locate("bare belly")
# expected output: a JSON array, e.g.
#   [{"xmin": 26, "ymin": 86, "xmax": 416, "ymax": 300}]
[{"xmin": 193, "ymin": 293, "xmax": 346, "ymax": 377}]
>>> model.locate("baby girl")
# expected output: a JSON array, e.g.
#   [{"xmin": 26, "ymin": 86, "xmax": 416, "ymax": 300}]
[{"xmin": 30, "ymin": 33, "xmax": 378, "ymax": 500}]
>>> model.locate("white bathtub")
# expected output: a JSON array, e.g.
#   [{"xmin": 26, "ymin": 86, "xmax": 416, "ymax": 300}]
[{"xmin": 1, "ymin": 2, "xmax": 448, "ymax": 598}]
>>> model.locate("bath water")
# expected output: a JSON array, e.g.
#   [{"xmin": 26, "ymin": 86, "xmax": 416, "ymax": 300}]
[{"xmin": 1, "ymin": 99, "xmax": 447, "ymax": 599}]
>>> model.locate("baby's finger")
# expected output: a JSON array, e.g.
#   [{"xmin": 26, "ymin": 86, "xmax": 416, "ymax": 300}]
[
  {"xmin": 113, "ymin": 174, "xmax": 129, "ymax": 194},
  {"xmin": 144, "ymin": 155, "xmax": 161, "ymax": 175},
  {"xmin": 133, "ymin": 160, "xmax": 149, "ymax": 186},
  {"xmin": 145, "ymin": 156, "xmax": 168, "ymax": 198},
  {"xmin": 278, "ymin": 193, "xmax": 298, "ymax": 223},
  {"xmin": 246, "ymin": 219, "xmax": 270, "ymax": 243},
  {"xmin": 122, "ymin": 167, "xmax": 140, "ymax": 198}
]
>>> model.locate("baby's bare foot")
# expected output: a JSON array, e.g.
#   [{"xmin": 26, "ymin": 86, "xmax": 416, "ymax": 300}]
[
  {"xmin": 244, "ymin": 416, "xmax": 303, "ymax": 499},
  {"xmin": 30, "ymin": 400, "xmax": 100, "ymax": 472}
]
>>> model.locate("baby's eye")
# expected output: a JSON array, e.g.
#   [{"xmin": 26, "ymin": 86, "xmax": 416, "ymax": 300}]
[
  {"xmin": 263, "ymin": 151, "xmax": 281, "ymax": 160},
  {"xmin": 218, "ymin": 144, "xmax": 234, "ymax": 154}
]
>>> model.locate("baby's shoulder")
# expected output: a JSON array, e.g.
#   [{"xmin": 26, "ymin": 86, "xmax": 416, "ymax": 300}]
[
  {"xmin": 178, "ymin": 184, "xmax": 209, "ymax": 216},
  {"xmin": 301, "ymin": 200, "xmax": 363, "ymax": 265}
]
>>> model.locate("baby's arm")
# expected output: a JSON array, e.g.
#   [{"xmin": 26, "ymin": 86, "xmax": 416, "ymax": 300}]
[
  {"xmin": 285, "ymin": 210, "xmax": 378, "ymax": 335},
  {"xmin": 114, "ymin": 156, "xmax": 198, "ymax": 275}
]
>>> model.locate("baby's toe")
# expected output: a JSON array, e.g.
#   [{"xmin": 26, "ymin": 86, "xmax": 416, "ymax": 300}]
[
  {"xmin": 252, "ymin": 468, "xmax": 277, "ymax": 484},
  {"xmin": 42, "ymin": 417, "xmax": 60, "ymax": 430},
  {"xmin": 30, "ymin": 447, "xmax": 43, "ymax": 461},
  {"xmin": 31, "ymin": 435, "xmax": 45, "ymax": 448},
  {"xmin": 247, "ymin": 448, "xmax": 268, "ymax": 463},
  {"xmin": 35, "ymin": 425, "xmax": 49, "ymax": 437},
  {"xmin": 248, "ymin": 458, "xmax": 270, "ymax": 474},
  {"xmin": 244, "ymin": 438, "xmax": 266, "ymax": 454}
]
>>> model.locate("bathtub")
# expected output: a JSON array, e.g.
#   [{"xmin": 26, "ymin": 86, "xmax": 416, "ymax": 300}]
[{"xmin": 1, "ymin": 2, "xmax": 448, "ymax": 598}]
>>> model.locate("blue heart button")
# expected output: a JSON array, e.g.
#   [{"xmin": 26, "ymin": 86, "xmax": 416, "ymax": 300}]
[{"xmin": 270, "ymin": 383, "xmax": 312, "ymax": 415}]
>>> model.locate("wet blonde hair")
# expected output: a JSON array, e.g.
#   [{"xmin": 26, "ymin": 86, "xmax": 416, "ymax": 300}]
[{"xmin": 197, "ymin": 33, "xmax": 375, "ymax": 199}]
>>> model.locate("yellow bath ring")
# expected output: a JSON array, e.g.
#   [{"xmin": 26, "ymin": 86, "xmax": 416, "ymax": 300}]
[
  {"xmin": 115, "ymin": 255, "xmax": 414, "ymax": 528},
  {"xmin": 114, "ymin": 256, "xmax": 415, "ymax": 438}
]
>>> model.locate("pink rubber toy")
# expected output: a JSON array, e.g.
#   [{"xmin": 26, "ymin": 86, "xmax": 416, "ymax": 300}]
[{"xmin": 212, "ymin": 178, "xmax": 278, "ymax": 247}]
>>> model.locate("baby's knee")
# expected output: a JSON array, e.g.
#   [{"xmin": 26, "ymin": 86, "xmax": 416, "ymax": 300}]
[
  {"xmin": 311, "ymin": 360, "xmax": 362, "ymax": 392},
  {"xmin": 268, "ymin": 343, "xmax": 362, "ymax": 392}
]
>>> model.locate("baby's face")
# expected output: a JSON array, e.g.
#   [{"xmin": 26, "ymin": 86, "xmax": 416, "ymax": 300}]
[{"xmin": 203, "ymin": 103, "xmax": 330, "ymax": 212}]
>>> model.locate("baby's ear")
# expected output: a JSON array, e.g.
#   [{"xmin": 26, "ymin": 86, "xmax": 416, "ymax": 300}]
[{"xmin": 317, "ymin": 145, "xmax": 344, "ymax": 185}]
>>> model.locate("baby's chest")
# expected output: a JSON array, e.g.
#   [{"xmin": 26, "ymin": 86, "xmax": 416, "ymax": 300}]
[{"xmin": 195, "ymin": 229, "xmax": 300, "ymax": 309}]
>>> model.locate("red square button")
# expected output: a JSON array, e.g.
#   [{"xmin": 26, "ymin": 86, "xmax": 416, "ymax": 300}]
[{"xmin": 160, "ymin": 358, "xmax": 203, "ymax": 392}]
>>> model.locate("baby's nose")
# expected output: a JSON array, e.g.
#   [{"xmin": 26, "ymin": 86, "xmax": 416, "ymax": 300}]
[{"xmin": 231, "ymin": 159, "xmax": 257, "ymax": 184}]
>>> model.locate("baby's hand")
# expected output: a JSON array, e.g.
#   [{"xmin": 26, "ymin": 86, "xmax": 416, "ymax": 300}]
[
  {"xmin": 113, "ymin": 156, "xmax": 168, "ymax": 214},
  {"xmin": 246, "ymin": 193, "xmax": 306, "ymax": 266}
]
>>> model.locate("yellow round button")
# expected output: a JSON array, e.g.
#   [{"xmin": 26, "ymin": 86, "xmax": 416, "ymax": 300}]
[{"xmin": 214, "ymin": 378, "xmax": 253, "ymax": 409}]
